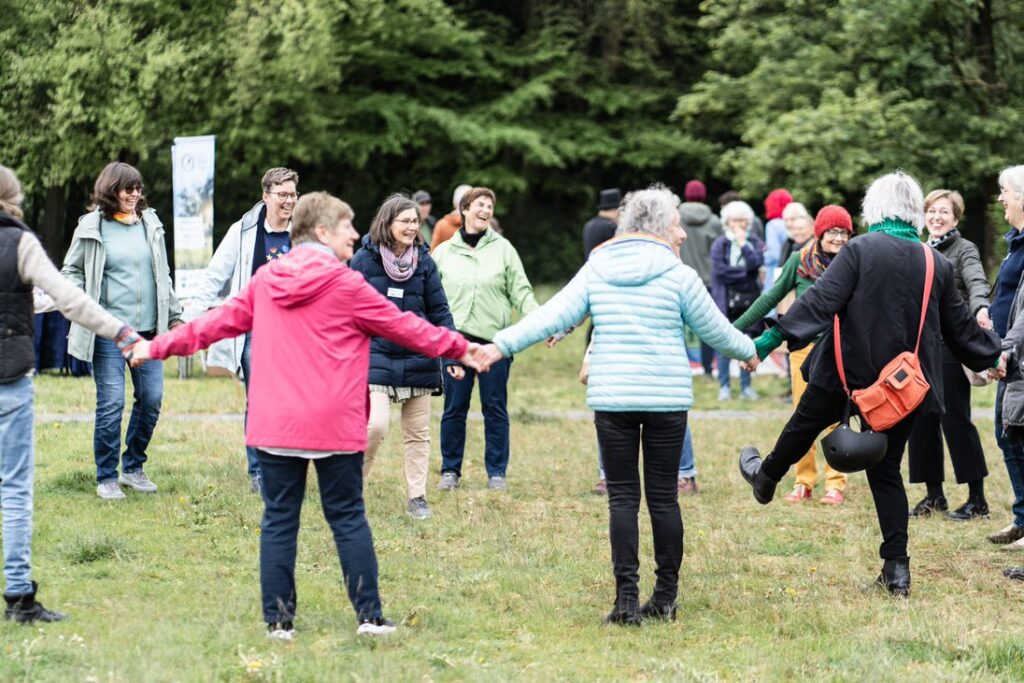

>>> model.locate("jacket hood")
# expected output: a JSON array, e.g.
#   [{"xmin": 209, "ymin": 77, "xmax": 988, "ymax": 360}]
[
  {"xmin": 240, "ymin": 202, "xmax": 265, "ymax": 231},
  {"xmin": 680, "ymin": 202, "xmax": 714, "ymax": 226},
  {"xmin": 587, "ymin": 234, "xmax": 680, "ymax": 286},
  {"xmin": 0, "ymin": 210, "xmax": 29, "ymax": 231},
  {"xmin": 262, "ymin": 245, "xmax": 344, "ymax": 308}
]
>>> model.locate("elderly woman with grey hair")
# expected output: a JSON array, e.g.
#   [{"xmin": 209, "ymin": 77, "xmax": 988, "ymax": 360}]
[
  {"xmin": 711, "ymin": 200, "xmax": 765, "ymax": 401},
  {"xmin": 474, "ymin": 185, "xmax": 757, "ymax": 625},
  {"xmin": 986, "ymin": 164, "xmax": 1024, "ymax": 554},
  {"xmin": 738, "ymin": 172, "xmax": 1000, "ymax": 597}
]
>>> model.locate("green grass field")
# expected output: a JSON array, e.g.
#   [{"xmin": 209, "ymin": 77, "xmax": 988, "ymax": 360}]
[{"xmin": 2, "ymin": 289, "xmax": 1022, "ymax": 681}]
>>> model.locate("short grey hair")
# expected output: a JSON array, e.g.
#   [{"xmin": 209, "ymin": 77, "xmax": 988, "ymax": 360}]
[
  {"xmin": 616, "ymin": 185, "xmax": 681, "ymax": 240},
  {"xmin": 861, "ymin": 172, "xmax": 924, "ymax": 231},
  {"xmin": 999, "ymin": 165, "xmax": 1024, "ymax": 200},
  {"xmin": 452, "ymin": 184, "xmax": 472, "ymax": 210},
  {"xmin": 721, "ymin": 200, "xmax": 755, "ymax": 226},
  {"xmin": 782, "ymin": 202, "xmax": 811, "ymax": 219}
]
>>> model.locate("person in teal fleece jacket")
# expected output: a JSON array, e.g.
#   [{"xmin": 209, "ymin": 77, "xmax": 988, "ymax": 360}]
[{"xmin": 478, "ymin": 185, "xmax": 756, "ymax": 626}]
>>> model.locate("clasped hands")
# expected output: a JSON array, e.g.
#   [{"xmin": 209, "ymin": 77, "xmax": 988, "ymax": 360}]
[
  {"xmin": 989, "ymin": 353, "xmax": 1009, "ymax": 381},
  {"xmin": 448, "ymin": 343, "xmax": 504, "ymax": 377},
  {"xmin": 739, "ymin": 356, "xmax": 760, "ymax": 373}
]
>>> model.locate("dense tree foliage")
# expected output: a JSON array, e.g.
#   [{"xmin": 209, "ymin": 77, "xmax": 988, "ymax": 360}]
[{"xmin": 2, "ymin": 0, "xmax": 1022, "ymax": 279}]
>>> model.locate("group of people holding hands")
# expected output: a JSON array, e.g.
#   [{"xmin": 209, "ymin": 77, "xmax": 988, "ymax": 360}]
[{"xmin": 3, "ymin": 157, "xmax": 1024, "ymax": 636}]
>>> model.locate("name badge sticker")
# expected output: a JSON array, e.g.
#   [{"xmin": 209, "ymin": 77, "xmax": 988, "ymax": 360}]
[{"xmin": 387, "ymin": 287, "xmax": 404, "ymax": 299}]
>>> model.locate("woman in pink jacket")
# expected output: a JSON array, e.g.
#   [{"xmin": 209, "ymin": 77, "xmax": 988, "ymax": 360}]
[{"xmin": 132, "ymin": 192, "xmax": 480, "ymax": 639}]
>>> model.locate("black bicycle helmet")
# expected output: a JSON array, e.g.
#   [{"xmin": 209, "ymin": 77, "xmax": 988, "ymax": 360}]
[{"xmin": 822, "ymin": 407, "xmax": 889, "ymax": 473}]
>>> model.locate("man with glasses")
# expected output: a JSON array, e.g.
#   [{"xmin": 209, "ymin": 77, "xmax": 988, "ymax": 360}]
[{"xmin": 185, "ymin": 167, "xmax": 299, "ymax": 494}]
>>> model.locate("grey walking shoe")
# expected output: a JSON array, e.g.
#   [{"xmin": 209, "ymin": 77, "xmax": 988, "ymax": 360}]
[
  {"xmin": 487, "ymin": 475, "xmax": 508, "ymax": 491},
  {"xmin": 96, "ymin": 480, "xmax": 126, "ymax": 500},
  {"xmin": 250, "ymin": 473, "xmax": 262, "ymax": 495},
  {"xmin": 407, "ymin": 496, "xmax": 433, "ymax": 519},
  {"xmin": 118, "ymin": 470, "xmax": 158, "ymax": 493},
  {"xmin": 436, "ymin": 472, "xmax": 460, "ymax": 491}
]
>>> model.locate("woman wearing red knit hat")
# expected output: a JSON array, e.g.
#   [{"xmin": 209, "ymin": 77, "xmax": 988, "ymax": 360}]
[{"xmin": 732, "ymin": 205, "xmax": 855, "ymax": 505}]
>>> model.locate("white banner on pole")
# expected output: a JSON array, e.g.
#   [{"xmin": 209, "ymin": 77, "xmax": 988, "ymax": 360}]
[{"xmin": 171, "ymin": 135, "xmax": 215, "ymax": 299}]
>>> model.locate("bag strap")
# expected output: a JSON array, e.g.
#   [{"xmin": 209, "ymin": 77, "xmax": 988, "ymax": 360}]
[
  {"xmin": 913, "ymin": 242, "xmax": 934, "ymax": 356},
  {"xmin": 833, "ymin": 241, "xmax": 935, "ymax": 397}
]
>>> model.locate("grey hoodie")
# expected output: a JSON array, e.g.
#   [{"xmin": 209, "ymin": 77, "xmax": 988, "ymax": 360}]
[{"xmin": 678, "ymin": 202, "xmax": 721, "ymax": 287}]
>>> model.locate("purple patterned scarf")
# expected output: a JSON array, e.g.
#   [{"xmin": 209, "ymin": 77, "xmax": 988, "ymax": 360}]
[{"xmin": 380, "ymin": 244, "xmax": 418, "ymax": 282}]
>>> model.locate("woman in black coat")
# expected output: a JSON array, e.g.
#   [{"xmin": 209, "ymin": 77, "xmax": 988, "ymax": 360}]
[
  {"xmin": 349, "ymin": 193, "xmax": 458, "ymax": 520},
  {"xmin": 739, "ymin": 172, "xmax": 1001, "ymax": 597},
  {"xmin": 907, "ymin": 190, "xmax": 993, "ymax": 520}
]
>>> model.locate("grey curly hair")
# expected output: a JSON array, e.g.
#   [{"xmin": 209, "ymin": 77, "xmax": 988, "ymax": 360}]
[
  {"xmin": 861, "ymin": 171, "xmax": 925, "ymax": 232},
  {"xmin": 616, "ymin": 184, "xmax": 681, "ymax": 240}
]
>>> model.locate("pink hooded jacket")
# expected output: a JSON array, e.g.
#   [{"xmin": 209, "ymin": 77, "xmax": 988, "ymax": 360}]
[{"xmin": 148, "ymin": 244, "xmax": 468, "ymax": 453}]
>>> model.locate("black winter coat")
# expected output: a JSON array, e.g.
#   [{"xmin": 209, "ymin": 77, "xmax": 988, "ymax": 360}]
[
  {"xmin": 349, "ymin": 235, "xmax": 456, "ymax": 390},
  {"xmin": 934, "ymin": 230, "xmax": 990, "ymax": 315},
  {"xmin": 777, "ymin": 232, "xmax": 1001, "ymax": 414}
]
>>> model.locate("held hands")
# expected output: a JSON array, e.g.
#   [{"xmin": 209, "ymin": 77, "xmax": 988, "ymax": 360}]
[
  {"xmin": 446, "ymin": 364, "xmax": 466, "ymax": 380},
  {"xmin": 114, "ymin": 325, "xmax": 142, "ymax": 362},
  {"xmin": 456, "ymin": 342, "xmax": 499, "ymax": 374},
  {"xmin": 128, "ymin": 339, "xmax": 152, "ymax": 367},
  {"xmin": 977, "ymin": 308, "xmax": 993, "ymax": 331},
  {"xmin": 991, "ymin": 350, "xmax": 1007, "ymax": 382},
  {"xmin": 740, "ymin": 356, "xmax": 760, "ymax": 373}
]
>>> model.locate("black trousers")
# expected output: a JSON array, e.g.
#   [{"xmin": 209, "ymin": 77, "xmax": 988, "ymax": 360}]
[
  {"xmin": 906, "ymin": 346, "xmax": 988, "ymax": 484},
  {"xmin": 761, "ymin": 384, "xmax": 916, "ymax": 560},
  {"xmin": 595, "ymin": 410, "xmax": 686, "ymax": 605}
]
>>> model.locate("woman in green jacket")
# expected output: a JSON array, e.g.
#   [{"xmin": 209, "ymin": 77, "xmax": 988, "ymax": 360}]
[
  {"xmin": 733, "ymin": 205, "xmax": 855, "ymax": 505},
  {"xmin": 432, "ymin": 187, "xmax": 538, "ymax": 491}
]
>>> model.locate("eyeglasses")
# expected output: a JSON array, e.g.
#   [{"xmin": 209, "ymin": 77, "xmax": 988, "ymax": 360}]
[
  {"xmin": 392, "ymin": 218, "xmax": 420, "ymax": 226},
  {"xmin": 823, "ymin": 229, "xmax": 850, "ymax": 239},
  {"xmin": 268, "ymin": 191, "xmax": 299, "ymax": 201},
  {"xmin": 122, "ymin": 185, "xmax": 143, "ymax": 195}
]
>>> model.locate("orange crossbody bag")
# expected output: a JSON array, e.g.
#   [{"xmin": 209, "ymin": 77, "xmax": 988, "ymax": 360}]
[{"xmin": 833, "ymin": 242, "xmax": 934, "ymax": 432}]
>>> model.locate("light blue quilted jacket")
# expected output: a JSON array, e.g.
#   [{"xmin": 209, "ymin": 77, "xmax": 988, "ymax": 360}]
[{"xmin": 493, "ymin": 234, "xmax": 755, "ymax": 412}]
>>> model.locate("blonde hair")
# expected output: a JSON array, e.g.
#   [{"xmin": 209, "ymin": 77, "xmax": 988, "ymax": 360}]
[
  {"xmin": 924, "ymin": 189, "xmax": 965, "ymax": 222},
  {"xmin": 291, "ymin": 192, "xmax": 354, "ymax": 244},
  {"xmin": 0, "ymin": 165, "xmax": 24, "ymax": 220}
]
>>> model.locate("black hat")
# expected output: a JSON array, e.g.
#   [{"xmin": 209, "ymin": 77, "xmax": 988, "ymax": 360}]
[
  {"xmin": 597, "ymin": 188, "xmax": 622, "ymax": 210},
  {"xmin": 412, "ymin": 190, "xmax": 431, "ymax": 204}
]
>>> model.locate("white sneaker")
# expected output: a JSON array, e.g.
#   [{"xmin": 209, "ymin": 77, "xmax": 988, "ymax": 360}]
[
  {"xmin": 266, "ymin": 622, "xmax": 295, "ymax": 640},
  {"xmin": 717, "ymin": 387, "xmax": 731, "ymax": 402},
  {"xmin": 119, "ymin": 470, "xmax": 158, "ymax": 493},
  {"xmin": 1003, "ymin": 536, "xmax": 1024, "ymax": 552},
  {"xmin": 357, "ymin": 618, "xmax": 396, "ymax": 636},
  {"xmin": 96, "ymin": 481, "xmax": 126, "ymax": 500}
]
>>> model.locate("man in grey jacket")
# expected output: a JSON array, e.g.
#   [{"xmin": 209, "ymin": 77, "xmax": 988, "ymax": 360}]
[
  {"xmin": 185, "ymin": 167, "xmax": 298, "ymax": 493},
  {"xmin": 678, "ymin": 179, "xmax": 722, "ymax": 376}
]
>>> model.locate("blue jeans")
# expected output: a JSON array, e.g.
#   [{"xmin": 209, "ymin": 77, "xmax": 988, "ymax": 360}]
[
  {"xmin": 257, "ymin": 450, "xmax": 381, "ymax": 623},
  {"xmin": 716, "ymin": 352, "xmax": 751, "ymax": 391},
  {"xmin": 599, "ymin": 423, "xmax": 695, "ymax": 479},
  {"xmin": 0, "ymin": 376, "xmax": 35, "ymax": 595},
  {"xmin": 239, "ymin": 333, "xmax": 261, "ymax": 477},
  {"xmin": 92, "ymin": 336, "xmax": 163, "ymax": 483},
  {"xmin": 440, "ymin": 357, "xmax": 511, "ymax": 478},
  {"xmin": 995, "ymin": 382, "xmax": 1024, "ymax": 527}
]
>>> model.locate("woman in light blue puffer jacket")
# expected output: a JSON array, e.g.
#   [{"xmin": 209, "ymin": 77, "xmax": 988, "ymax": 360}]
[{"xmin": 482, "ymin": 186, "xmax": 756, "ymax": 626}]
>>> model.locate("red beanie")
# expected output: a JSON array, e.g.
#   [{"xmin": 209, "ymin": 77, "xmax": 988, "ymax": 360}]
[
  {"xmin": 764, "ymin": 189, "xmax": 794, "ymax": 220},
  {"xmin": 684, "ymin": 180, "xmax": 706, "ymax": 202},
  {"xmin": 813, "ymin": 205, "xmax": 854, "ymax": 239}
]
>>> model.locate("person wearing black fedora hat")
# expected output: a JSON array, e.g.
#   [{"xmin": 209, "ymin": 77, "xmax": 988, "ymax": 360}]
[{"xmin": 583, "ymin": 188, "xmax": 621, "ymax": 260}]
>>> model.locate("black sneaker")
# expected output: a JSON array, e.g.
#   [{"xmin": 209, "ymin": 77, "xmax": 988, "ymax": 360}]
[
  {"xmin": 357, "ymin": 617, "xmax": 396, "ymax": 636},
  {"xmin": 267, "ymin": 621, "xmax": 295, "ymax": 640},
  {"xmin": 946, "ymin": 499, "xmax": 989, "ymax": 521},
  {"xmin": 3, "ymin": 582, "xmax": 67, "ymax": 624},
  {"xmin": 909, "ymin": 496, "xmax": 948, "ymax": 517}
]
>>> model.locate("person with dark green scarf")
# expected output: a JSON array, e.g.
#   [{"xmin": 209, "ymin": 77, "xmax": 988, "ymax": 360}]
[
  {"xmin": 737, "ymin": 172, "xmax": 1001, "ymax": 598},
  {"xmin": 733, "ymin": 205, "xmax": 855, "ymax": 506}
]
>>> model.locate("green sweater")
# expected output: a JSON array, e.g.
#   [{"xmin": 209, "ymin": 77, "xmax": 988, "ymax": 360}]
[
  {"xmin": 733, "ymin": 252, "xmax": 812, "ymax": 332},
  {"xmin": 432, "ymin": 228, "xmax": 539, "ymax": 342}
]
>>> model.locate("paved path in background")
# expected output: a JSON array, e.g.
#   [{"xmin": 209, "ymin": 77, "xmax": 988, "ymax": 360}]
[{"xmin": 35, "ymin": 408, "xmax": 998, "ymax": 424}]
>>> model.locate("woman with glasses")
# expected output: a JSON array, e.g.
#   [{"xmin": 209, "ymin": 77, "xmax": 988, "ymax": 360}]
[
  {"xmin": 61, "ymin": 162, "xmax": 183, "ymax": 500},
  {"xmin": 349, "ymin": 193, "xmax": 457, "ymax": 519},
  {"xmin": 906, "ymin": 190, "xmax": 993, "ymax": 521},
  {"xmin": 732, "ymin": 205, "xmax": 856, "ymax": 506},
  {"xmin": 432, "ymin": 187, "xmax": 539, "ymax": 492}
]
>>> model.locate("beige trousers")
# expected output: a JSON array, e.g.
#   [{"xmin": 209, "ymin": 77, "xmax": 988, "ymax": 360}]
[{"xmin": 364, "ymin": 391, "xmax": 431, "ymax": 500}]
